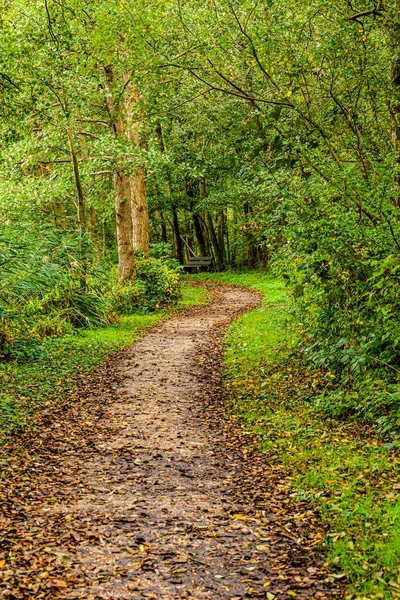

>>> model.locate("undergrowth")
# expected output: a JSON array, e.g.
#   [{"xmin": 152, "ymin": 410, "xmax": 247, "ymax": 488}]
[
  {"xmin": 191, "ymin": 271, "xmax": 400, "ymax": 600},
  {"xmin": 0, "ymin": 283, "xmax": 208, "ymax": 445}
]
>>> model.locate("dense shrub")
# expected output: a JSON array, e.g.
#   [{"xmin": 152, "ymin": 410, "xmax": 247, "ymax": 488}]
[
  {"xmin": 0, "ymin": 226, "xmax": 109, "ymax": 354},
  {"xmin": 136, "ymin": 256, "xmax": 181, "ymax": 309},
  {"xmin": 108, "ymin": 256, "xmax": 181, "ymax": 314},
  {"xmin": 149, "ymin": 242, "xmax": 184, "ymax": 273},
  {"xmin": 0, "ymin": 225, "xmax": 181, "ymax": 362},
  {"xmin": 273, "ymin": 214, "xmax": 400, "ymax": 439},
  {"xmin": 107, "ymin": 278, "xmax": 147, "ymax": 315}
]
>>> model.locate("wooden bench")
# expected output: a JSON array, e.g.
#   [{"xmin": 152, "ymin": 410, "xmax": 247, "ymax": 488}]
[{"xmin": 183, "ymin": 256, "xmax": 213, "ymax": 273}]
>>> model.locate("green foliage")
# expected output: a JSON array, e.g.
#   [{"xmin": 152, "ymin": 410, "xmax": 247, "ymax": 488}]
[
  {"xmin": 0, "ymin": 225, "xmax": 182, "ymax": 361},
  {"xmin": 135, "ymin": 255, "xmax": 181, "ymax": 309},
  {"xmin": 0, "ymin": 225, "xmax": 110, "ymax": 359},
  {"xmin": 277, "ymin": 234, "xmax": 400, "ymax": 438},
  {"xmin": 107, "ymin": 278, "xmax": 147, "ymax": 316},
  {"xmin": 107, "ymin": 257, "xmax": 181, "ymax": 314}
]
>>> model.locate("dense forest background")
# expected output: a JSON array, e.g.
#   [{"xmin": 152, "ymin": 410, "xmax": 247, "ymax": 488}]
[{"xmin": 1, "ymin": 0, "xmax": 400, "ymax": 438}]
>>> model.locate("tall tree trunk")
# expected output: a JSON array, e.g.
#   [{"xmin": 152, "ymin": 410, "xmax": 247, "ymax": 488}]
[
  {"xmin": 244, "ymin": 202, "xmax": 258, "ymax": 268},
  {"xmin": 104, "ymin": 65, "xmax": 135, "ymax": 280},
  {"xmin": 126, "ymin": 86, "xmax": 150, "ymax": 253},
  {"xmin": 172, "ymin": 206, "xmax": 184, "ymax": 264},
  {"xmin": 77, "ymin": 114, "xmax": 97, "ymax": 236},
  {"xmin": 114, "ymin": 170, "xmax": 135, "ymax": 280},
  {"xmin": 205, "ymin": 212, "xmax": 224, "ymax": 270},
  {"xmin": 192, "ymin": 212, "xmax": 207, "ymax": 255},
  {"xmin": 160, "ymin": 210, "xmax": 168, "ymax": 243},
  {"xmin": 89, "ymin": 207, "xmax": 97, "ymax": 232},
  {"xmin": 67, "ymin": 131, "xmax": 85, "ymax": 229},
  {"xmin": 225, "ymin": 213, "xmax": 231, "ymax": 267},
  {"xmin": 131, "ymin": 168, "xmax": 149, "ymax": 252},
  {"xmin": 102, "ymin": 221, "xmax": 107, "ymax": 258},
  {"xmin": 217, "ymin": 209, "xmax": 227, "ymax": 265}
]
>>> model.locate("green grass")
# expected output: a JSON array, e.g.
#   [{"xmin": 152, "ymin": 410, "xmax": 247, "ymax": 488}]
[
  {"xmin": 0, "ymin": 283, "xmax": 207, "ymax": 445},
  {"xmin": 190, "ymin": 271, "xmax": 400, "ymax": 600}
]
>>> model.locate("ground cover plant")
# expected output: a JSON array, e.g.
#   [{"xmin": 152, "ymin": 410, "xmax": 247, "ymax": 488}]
[{"xmin": 191, "ymin": 271, "xmax": 400, "ymax": 600}]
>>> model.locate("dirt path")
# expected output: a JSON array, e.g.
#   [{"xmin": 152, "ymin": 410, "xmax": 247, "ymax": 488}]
[{"xmin": 0, "ymin": 284, "xmax": 339, "ymax": 599}]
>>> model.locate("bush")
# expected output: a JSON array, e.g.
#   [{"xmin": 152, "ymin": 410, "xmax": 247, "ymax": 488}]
[
  {"xmin": 136, "ymin": 256, "xmax": 181, "ymax": 309},
  {"xmin": 0, "ymin": 225, "xmax": 182, "ymax": 363},
  {"xmin": 107, "ymin": 278, "xmax": 147, "ymax": 315},
  {"xmin": 0, "ymin": 225, "xmax": 112, "ymax": 359},
  {"xmin": 149, "ymin": 242, "xmax": 184, "ymax": 272},
  {"xmin": 108, "ymin": 256, "xmax": 181, "ymax": 313}
]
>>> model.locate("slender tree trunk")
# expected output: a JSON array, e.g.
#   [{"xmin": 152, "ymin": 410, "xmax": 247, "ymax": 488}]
[
  {"xmin": 90, "ymin": 207, "xmax": 97, "ymax": 232},
  {"xmin": 102, "ymin": 222, "xmax": 107, "ymax": 258},
  {"xmin": 217, "ymin": 209, "xmax": 227, "ymax": 265},
  {"xmin": 192, "ymin": 212, "xmax": 207, "ymax": 255},
  {"xmin": 160, "ymin": 210, "xmax": 168, "ymax": 243},
  {"xmin": 77, "ymin": 114, "xmax": 97, "ymax": 236},
  {"xmin": 67, "ymin": 131, "xmax": 85, "ymax": 229},
  {"xmin": 244, "ymin": 202, "xmax": 258, "ymax": 268},
  {"xmin": 205, "ymin": 212, "xmax": 224, "ymax": 270},
  {"xmin": 104, "ymin": 65, "xmax": 135, "ymax": 280},
  {"xmin": 225, "ymin": 214, "xmax": 231, "ymax": 266},
  {"xmin": 172, "ymin": 206, "xmax": 184, "ymax": 264},
  {"xmin": 231, "ymin": 209, "xmax": 237, "ymax": 266}
]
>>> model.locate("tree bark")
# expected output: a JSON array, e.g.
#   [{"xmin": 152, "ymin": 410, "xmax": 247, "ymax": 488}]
[
  {"xmin": 192, "ymin": 212, "xmax": 207, "ymax": 255},
  {"xmin": 244, "ymin": 202, "xmax": 258, "ymax": 269},
  {"xmin": 67, "ymin": 131, "xmax": 85, "ymax": 229},
  {"xmin": 217, "ymin": 209, "xmax": 227, "ymax": 265},
  {"xmin": 131, "ymin": 168, "xmax": 149, "ymax": 252},
  {"xmin": 392, "ymin": 9, "xmax": 400, "ymax": 207},
  {"xmin": 77, "ymin": 114, "xmax": 97, "ymax": 236},
  {"xmin": 104, "ymin": 65, "xmax": 135, "ymax": 280},
  {"xmin": 125, "ymin": 86, "xmax": 150, "ymax": 253},
  {"xmin": 205, "ymin": 212, "xmax": 224, "ymax": 270},
  {"xmin": 172, "ymin": 206, "xmax": 184, "ymax": 264},
  {"xmin": 160, "ymin": 210, "xmax": 168, "ymax": 243},
  {"xmin": 114, "ymin": 170, "xmax": 136, "ymax": 280}
]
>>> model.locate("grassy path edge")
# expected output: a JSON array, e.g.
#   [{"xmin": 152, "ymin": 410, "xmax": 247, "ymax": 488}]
[
  {"xmin": 189, "ymin": 272, "xmax": 400, "ymax": 600},
  {"xmin": 0, "ymin": 283, "xmax": 209, "ymax": 449}
]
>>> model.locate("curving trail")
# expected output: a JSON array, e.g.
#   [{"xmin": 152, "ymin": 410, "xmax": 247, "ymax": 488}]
[{"xmin": 0, "ymin": 284, "xmax": 339, "ymax": 599}]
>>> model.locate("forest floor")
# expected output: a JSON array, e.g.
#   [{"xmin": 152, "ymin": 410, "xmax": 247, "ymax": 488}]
[{"xmin": 0, "ymin": 282, "xmax": 339, "ymax": 600}]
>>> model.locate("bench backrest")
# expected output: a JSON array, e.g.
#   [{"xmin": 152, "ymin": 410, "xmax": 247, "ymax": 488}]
[{"xmin": 186, "ymin": 256, "xmax": 212, "ymax": 264}]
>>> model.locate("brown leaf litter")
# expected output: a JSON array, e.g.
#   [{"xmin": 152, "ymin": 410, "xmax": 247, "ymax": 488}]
[{"xmin": 0, "ymin": 283, "xmax": 341, "ymax": 599}]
